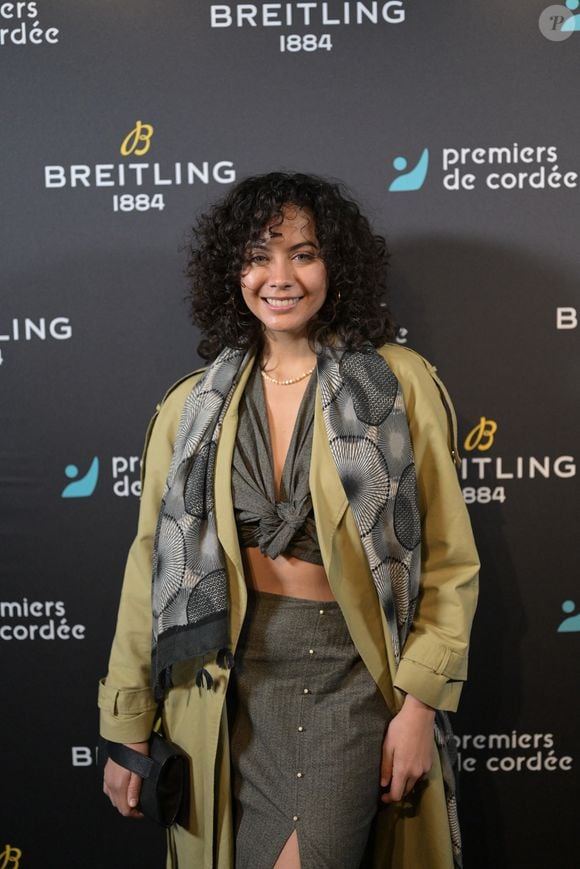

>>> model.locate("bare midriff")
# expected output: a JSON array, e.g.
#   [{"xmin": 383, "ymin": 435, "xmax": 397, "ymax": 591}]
[{"xmin": 242, "ymin": 546, "xmax": 336, "ymax": 601}]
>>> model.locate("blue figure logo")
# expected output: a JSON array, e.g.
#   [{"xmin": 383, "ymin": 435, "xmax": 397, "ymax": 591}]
[
  {"xmin": 61, "ymin": 457, "xmax": 100, "ymax": 498},
  {"xmin": 389, "ymin": 148, "xmax": 429, "ymax": 192},
  {"xmin": 557, "ymin": 599, "xmax": 580, "ymax": 633},
  {"xmin": 561, "ymin": 0, "xmax": 580, "ymax": 30}
]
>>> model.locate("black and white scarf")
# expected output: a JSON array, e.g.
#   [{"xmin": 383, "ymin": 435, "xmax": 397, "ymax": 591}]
[{"xmin": 151, "ymin": 343, "xmax": 461, "ymax": 865}]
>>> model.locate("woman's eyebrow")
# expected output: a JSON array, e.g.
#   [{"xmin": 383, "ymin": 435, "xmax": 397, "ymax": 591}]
[
  {"xmin": 288, "ymin": 241, "xmax": 319, "ymax": 251},
  {"xmin": 250, "ymin": 239, "xmax": 319, "ymax": 251}
]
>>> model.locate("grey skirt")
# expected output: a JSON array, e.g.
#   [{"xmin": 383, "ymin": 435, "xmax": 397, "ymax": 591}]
[{"xmin": 228, "ymin": 591, "xmax": 391, "ymax": 869}]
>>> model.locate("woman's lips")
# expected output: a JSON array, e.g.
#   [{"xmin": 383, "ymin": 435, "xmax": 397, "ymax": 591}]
[{"xmin": 262, "ymin": 296, "xmax": 303, "ymax": 309}]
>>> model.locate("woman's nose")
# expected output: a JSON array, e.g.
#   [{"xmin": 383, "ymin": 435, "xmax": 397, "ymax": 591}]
[{"xmin": 268, "ymin": 258, "xmax": 294, "ymax": 287}]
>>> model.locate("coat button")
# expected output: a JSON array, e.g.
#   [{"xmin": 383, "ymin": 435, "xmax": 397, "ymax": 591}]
[
  {"xmin": 303, "ymin": 688, "xmax": 309, "ymax": 694},
  {"xmin": 308, "ymin": 649, "xmax": 314, "ymax": 655},
  {"xmin": 297, "ymin": 772, "xmax": 303, "ymax": 778},
  {"xmin": 319, "ymin": 609, "xmax": 325, "ymax": 615},
  {"xmin": 298, "ymin": 726, "xmax": 304, "ymax": 732},
  {"xmin": 293, "ymin": 815, "xmax": 299, "ymax": 822}
]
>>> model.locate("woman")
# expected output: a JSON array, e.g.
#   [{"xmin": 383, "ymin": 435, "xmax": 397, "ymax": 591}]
[{"xmin": 100, "ymin": 172, "xmax": 479, "ymax": 869}]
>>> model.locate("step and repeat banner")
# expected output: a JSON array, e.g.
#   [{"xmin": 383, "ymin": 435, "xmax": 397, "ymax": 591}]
[{"xmin": 1, "ymin": 2, "xmax": 579, "ymax": 867}]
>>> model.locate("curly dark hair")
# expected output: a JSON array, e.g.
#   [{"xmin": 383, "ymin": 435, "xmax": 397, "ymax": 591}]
[{"xmin": 187, "ymin": 172, "xmax": 395, "ymax": 360}]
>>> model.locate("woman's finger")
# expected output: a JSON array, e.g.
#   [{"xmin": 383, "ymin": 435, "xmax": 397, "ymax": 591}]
[
  {"xmin": 380, "ymin": 738, "xmax": 393, "ymax": 788},
  {"xmin": 383, "ymin": 766, "xmax": 407, "ymax": 802},
  {"xmin": 103, "ymin": 759, "xmax": 144, "ymax": 818},
  {"xmin": 127, "ymin": 771, "xmax": 143, "ymax": 810}
]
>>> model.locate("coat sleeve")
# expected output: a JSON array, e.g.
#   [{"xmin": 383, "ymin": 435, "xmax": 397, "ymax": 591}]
[
  {"xmin": 98, "ymin": 373, "xmax": 203, "ymax": 743},
  {"xmin": 384, "ymin": 347, "xmax": 480, "ymax": 712}
]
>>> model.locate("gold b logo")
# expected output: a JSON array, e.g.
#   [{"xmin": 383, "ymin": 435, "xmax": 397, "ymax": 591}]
[
  {"xmin": 120, "ymin": 121, "xmax": 154, "ymax": 156},
  {"xmin": 0, "ymin": 845, "xmax": 22, "ymax": 869},
  {"xmin": 464, "ymin": 417, "xmax": 498, "ymax": 452}
]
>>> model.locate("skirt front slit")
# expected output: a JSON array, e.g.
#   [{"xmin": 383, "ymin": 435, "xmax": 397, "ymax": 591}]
[{"xmin": 228, "ymin": 590, "xmax": 390, "ymax": 869}]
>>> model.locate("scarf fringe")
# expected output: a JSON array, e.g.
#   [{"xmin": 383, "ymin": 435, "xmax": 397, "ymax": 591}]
[
  {"xmin": 195, "ymin": 649, "xmax": 234, "ymax": 690},
  {"xmin": 217, "ymin": 647, "xmax": 235, "ymax": 670},
  {"xmin": 195, "ymin": 667, "xmax": 214, "ymax": 690}
]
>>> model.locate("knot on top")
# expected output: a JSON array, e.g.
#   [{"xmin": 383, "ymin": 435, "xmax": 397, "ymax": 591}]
[
  {"xmin": 258, "ymin": 499, "xmax": 310, "ymax": 559},
  {"xmin": 275, "ymin": 501, "xmax": 306, "ymax": 530}
]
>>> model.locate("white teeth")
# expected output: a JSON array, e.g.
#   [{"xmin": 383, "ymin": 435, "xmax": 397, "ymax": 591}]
[{"xmin": 265, "ymin": 297, "xmax": 300, "ymax": 307}]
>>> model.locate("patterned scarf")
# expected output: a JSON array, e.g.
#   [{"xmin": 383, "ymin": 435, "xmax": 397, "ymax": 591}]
[{"xmin": 151, "ymin": 343, "xmax": 461, "ymax": 866}]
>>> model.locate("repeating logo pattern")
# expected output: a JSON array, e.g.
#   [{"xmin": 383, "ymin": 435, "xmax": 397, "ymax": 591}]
[
  {"xmin": 0, "ymin": 600, "xmax": 86, "ymax": 641},
  {"xmin": 556, "ymin": 307, "xmax": 577, "ymax": 329},
  {"xmin": 0, "ymin": 315, "xmax": 72, "ymax": 366},
  {"xmin": 61, "ymin": 458, "xmax": 99, "ymax": 498},
  {"xmin": 388, "ymin": 142, "xmax": 578, "ymax": 192},
  {"xmin": 0, "ymin": 845, "xmax": 22, "ymax": 869},
  {"xmin": 464, "ymin": 418, "xmax": 497, "ymax": 453},
  {"xmin": 460, "ymin": 418, "xmax": 575, "ymax": 505},
  {"xmin": 43, "ymin": 121, "xmax": 237, "ymax": 213},
  {"xmin": 558, "ymin": 600, "xmax": 580, "ymax": 632},
  {"xmin": 209, "ymin": 1, "xmax": 407, "ymax": 53},
  {"xmin": 388, "ymin": 148, "xmax": 429, "ymax": 191},
  {"xmin": 454, "ymin": 731, "xmax": 574, "ymax": 774},
  {"xmin": 0, "ymin": 2, "xmax": 59, "ymax": 47},
  {"xmin": 60, "ymin": 456, "xmax": 142, "ymax": 498}
]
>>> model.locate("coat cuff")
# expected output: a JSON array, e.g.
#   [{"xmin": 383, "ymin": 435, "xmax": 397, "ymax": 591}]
[
  {"xmin": 98, "ymin": 678, "xmax": 158, "ymax": 743},
  {"xmin": 393, "ymin": 658, "xmax": 463, "ymax": 711},
  {"xmin": 393, "ymin": 632, "xmax": 469, "ymax": 710}
]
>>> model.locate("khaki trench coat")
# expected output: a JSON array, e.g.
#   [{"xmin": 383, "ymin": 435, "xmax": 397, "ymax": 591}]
[{"xmin": 99, "ymin": 344, "xmax": 479, "ymax": 869}]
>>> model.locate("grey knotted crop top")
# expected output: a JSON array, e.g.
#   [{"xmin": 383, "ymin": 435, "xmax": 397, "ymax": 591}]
[{"xmin": 231, "ymin": 364, "xmax": 323, "ymax": 565}]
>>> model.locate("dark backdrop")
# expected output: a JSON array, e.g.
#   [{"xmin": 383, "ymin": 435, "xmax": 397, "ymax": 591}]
[{"xmin": 1, "ymin": 2, "xmax": 579, "ymax": 867}]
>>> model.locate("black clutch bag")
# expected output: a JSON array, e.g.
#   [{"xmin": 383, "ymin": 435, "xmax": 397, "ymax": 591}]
[{"xmin": 101, "ymin": 731, "xmax": 189, "ymax": 827}]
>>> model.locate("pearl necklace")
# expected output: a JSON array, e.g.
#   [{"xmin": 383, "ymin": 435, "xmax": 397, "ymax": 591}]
[{"xmin": 260, "ymin": 365, "xmax": 315, "ymax": 386}]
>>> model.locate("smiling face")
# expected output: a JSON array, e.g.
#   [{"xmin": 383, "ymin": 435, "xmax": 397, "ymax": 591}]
[{"xmin": 240, "ymin": 206, "xmax": 328, "ymax": 341}]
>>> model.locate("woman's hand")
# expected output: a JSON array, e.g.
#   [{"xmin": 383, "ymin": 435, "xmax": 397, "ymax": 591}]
[
  {"xmin": 380, "ymin": 694, "xmax": 435, "ymax": 803},
  {"xmin": 103, "ymin": 741, "xmax": 149, "ymax": 818}
]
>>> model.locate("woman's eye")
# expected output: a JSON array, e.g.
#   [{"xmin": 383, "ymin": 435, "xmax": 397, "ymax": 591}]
[
  {"xmin": 249, "ymin": 254, "xmax": 268, "ymax": 264},
  {"xmin": 293, "ymin": 252, "xmax": 315, "ymax": 262}
]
